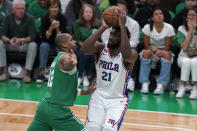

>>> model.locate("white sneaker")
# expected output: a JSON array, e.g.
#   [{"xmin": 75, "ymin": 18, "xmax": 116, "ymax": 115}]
[
  {"xmin": 189, "ymin": 87, "xmax": 197, "ymax": 99},
  {"xmin": 140, "ymin": 82, "xmax": 149, "ymax": 93},
  {"xmin": 176, "ymin": 86, "xmax": 186, "ymax": 98},
  {"xmin": 127, "ymin": 78, "xmax": 135, "ymax": 91},
  {"xmin": 83, "ymin": 76, "xmax": 90, "ymax": 86},
  {"xmin": 154, "ymin": 83, "xmax": 164, "ymax": 94},
  {"xmin": 78, "ymin": 78, "xmax": 82, "ymax": 87}
]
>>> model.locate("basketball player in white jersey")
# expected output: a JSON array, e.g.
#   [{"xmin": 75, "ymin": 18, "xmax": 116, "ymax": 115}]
[{"xmin": 81, "ymin": 9, "xmax": 138, "ymax": 131}]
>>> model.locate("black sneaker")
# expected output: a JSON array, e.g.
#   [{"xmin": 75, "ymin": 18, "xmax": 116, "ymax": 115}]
[{"xmin": 36, "ymin": 74, "xmax": 45, "ymax": 83}]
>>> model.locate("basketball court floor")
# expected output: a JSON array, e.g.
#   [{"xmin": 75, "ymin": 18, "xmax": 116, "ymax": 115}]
[{"xmin": 0, "ymin": 79, "xmax": 196, "ymax": 131}]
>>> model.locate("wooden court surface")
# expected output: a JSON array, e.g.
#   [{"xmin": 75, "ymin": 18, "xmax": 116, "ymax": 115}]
[{"xmin": 0, "ymin": 99, "xmax": 196, "ymax": 131}]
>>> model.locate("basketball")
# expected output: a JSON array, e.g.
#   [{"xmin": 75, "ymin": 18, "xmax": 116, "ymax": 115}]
[{"xmin": 103, "ymin": 6, "xmax": 121, "ymax": 27}]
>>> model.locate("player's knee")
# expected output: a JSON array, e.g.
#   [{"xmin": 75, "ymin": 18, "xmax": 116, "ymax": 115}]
[{"xmin": 85, "ymin": 121, "xmax": 101, "ymax": 131}]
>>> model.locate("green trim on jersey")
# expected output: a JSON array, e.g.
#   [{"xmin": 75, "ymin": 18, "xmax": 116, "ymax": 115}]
[{"xmin": 44, "ymin": 52, "xmax": 78, "ymax": 106}]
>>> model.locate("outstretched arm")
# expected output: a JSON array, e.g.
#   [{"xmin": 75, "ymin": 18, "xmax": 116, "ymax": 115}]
[
  {"xmin": 119, "ymin": 9, "xmax": 138, "ymax": 70},
  {"xmin": 81, "ymin": 19, "xmax": 108, "ymax": 55},
  {"xmin": 59, "ymin": 49, "xmax": 77, "ymax": 71}
]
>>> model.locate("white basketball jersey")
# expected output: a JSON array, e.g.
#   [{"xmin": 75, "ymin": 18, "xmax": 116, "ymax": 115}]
[{"xmin": 95, "ymin": 46, "xmax": 129, "ymax": 98}]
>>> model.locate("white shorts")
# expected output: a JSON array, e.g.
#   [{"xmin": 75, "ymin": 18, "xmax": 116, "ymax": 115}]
[{"xmin": 85, "ymin": 91, "xmax": 129, "ymax": 130}]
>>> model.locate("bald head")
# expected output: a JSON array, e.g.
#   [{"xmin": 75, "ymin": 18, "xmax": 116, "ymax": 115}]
[
  {"xmin": 55, "ymin": 33, "xmax": 76, "ymax": 52},
  {"xmin": 55, "ymin": 33, "xmax": 68, "ymax": 49}
]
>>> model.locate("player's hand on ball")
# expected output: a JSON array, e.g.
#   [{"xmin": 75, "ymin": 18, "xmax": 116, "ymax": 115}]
[
  {"xmin": 102, "ymin": 6, "xmax": 120, "ymax": 27},
  {"xmin": 102, "ymin": 18, "xmax": 109, "ymax": 29},
  {"xmin": 118, "ymin": 8, "xmax": 126, "ymax": 26}
]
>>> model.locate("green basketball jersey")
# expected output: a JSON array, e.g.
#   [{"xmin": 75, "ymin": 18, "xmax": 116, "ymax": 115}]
[{"xmin": 44, "ymin": 52, "xmax": 78, "ymax": 106}]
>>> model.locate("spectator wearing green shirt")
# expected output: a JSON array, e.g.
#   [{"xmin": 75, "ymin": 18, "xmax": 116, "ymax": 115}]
[
  {"xmin": 73, "ymin": 4, "xmax": 100, "ymax": 87},
  {"xmin": 175, "ymin": 1, "xmax": 186, "ymax": 14},
  {"xmin": 0, "ymin": 0, "xmax": 37, "ymax": 82},
  {"xmin": 98, "ymin": 0, "xmax": 116, "ymax": 13},
  {"xmin": 28, "ymin": 0, "xmax": 48, "ymax": 35},
  {"xmin": 25, "ymin": 0, "xmax": 35, "ymax": 8},
  {"xmin": 64, "ymin": 0, "xmax": 101, "ymax": 34}
]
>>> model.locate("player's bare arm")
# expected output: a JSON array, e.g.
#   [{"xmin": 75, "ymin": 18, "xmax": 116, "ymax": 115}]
[
  {"xmin": 81, "ymin": 19, "xmax": 108, "ymax": 55},
  {"xmin": 119, "ymin": 9, "xmax": 138, "ymax": 70},
  {"xmin": 59, "ymin": 49, "xmax": 77, "ymax": 71}
]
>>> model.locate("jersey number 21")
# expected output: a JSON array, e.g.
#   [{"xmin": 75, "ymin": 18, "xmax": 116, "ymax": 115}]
[{"xmin": 102, "ymin": 71, "xmax": 111, "ymax": 81}]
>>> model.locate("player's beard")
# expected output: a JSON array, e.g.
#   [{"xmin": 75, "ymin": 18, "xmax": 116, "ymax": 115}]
[{"xmin": 107, "ymin": 42, "xmax": 120, "ymax": 51}]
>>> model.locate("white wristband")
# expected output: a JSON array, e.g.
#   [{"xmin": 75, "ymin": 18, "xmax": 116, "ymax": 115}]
[{"xmin": 77, "ymin": 88, "xmax": 81, "ymax": 96}]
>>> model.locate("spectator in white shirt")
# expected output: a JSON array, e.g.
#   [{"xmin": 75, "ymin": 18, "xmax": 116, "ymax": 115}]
[
  {"xmin": 139, "ymin": 7, "xmax": 175, "ymax": 94},
  {"xmin": 176, "ymin": 7, "xmax": 197, "ymax": 99}
]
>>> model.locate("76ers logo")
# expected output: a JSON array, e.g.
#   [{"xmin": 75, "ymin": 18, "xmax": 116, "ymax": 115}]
[{"xmin": 108, "ymin": 119, "xmax": 115, "ymax": 125}]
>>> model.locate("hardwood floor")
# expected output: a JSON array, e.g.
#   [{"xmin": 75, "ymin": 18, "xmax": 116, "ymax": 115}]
[{"xmin": 0, "ymin": 99, "xmax": 196, "ymax": 131}]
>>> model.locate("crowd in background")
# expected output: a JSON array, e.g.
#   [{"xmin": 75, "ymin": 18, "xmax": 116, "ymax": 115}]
[{"xmin": 0, "ymin": 0, "xmax": 197, "ymax": 99}]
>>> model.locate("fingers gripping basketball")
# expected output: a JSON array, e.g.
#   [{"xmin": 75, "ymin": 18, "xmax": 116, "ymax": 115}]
[{"xmin": 103, "ymin": 6, "xmax": 121, "ymax": 27}]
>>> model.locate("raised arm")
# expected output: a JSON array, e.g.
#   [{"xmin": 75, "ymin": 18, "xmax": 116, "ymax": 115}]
[
  {"xmin": 80, "ymin": 19, "xmax": 108, "ymax": 55},
  {"xmin": 181, "ymin": 19, "xmax": 196, "ymax": 51},
  {"xmin": 119, "ymin": 9, "xmax": 138, "ymax": 70}
]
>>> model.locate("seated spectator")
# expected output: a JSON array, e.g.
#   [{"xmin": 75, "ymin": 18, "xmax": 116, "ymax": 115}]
[
  {"xmin": 0, "ymin": 0, "xmax": 37, "ymax": 82},
  {"xmin": 73, "ymin": 4, "xmax": 100, "ymax": 87},
  {"xmin": 172, "ymin": 0, "xmax": 196, "ymax": 31},
  {"xmin": 27, "ymin": 0, "xmax": 48, "ymax": 34},
  {"xmin": 64, "ymin": 0, "xmax": 101, "ymax": 33},
  {"xmin": 0, "ymin": 0, "xmax": 12, "ymax": 25},
  {"xmin": 36, "ymin": 0, "xmax": 67, "ymax": 83},
  {"xmin": 101, "ymin": 0, "xmax": 140, "ymax": 91},
  {"xmin": 134, "ymin": 0, "xmax": 171, "ymax": 28},
  {"xmin": 139, "ymin": 7, "xmax": 175, "ymax": 94},
  {"xmin": 176, "ymin": 7, "xmax": 197, "ymax": 99}
]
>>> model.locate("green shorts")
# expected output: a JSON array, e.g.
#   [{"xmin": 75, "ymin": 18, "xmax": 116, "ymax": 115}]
[{"xmin": 27, "ymin": 100, "xmax": 85, "ymax": 131}]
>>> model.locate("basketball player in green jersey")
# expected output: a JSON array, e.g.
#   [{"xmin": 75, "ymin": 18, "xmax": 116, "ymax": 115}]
[{"xmin": 28, "ymin": 33, "xmax": 95, "ymax": 131}]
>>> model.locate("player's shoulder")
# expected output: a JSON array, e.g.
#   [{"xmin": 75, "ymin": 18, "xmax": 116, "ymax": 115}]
[
  {"xmin": 58, "ymin": 52, "xmax": 67, "ymax": 61},
  {"xmin": 95, "ymin": 41, "xmax": 105, "ymax": 52}
]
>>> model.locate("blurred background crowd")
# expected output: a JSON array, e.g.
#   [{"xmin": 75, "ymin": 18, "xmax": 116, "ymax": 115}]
[{"xmin": 0, "ymin": 0, "xmax": 197, "ymax": 99}]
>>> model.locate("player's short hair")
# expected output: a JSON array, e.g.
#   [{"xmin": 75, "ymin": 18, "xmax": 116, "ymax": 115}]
[{"xmin": 55, "ymin": 33, "xmax": 67, "ymax": 49}]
